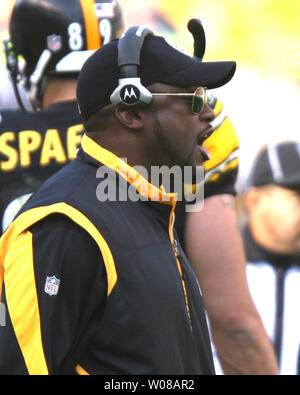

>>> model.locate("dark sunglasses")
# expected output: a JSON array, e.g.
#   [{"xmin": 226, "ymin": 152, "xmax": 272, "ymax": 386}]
[{"xmin": 151, "ymin": 87, "xmax": 207, "ymax": 114}]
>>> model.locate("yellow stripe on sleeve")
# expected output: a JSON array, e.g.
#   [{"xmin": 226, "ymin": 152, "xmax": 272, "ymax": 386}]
[
  {"xmin": 4, "ymin": 231, "xmax": 49, "ymax": 375},
  {"xmin": 0, "ymin": 203, "xmax": 117, "ymax": 301},
  {"xmin": 76, "ymin": 364, "xmax": 90, "ymax": 375}
]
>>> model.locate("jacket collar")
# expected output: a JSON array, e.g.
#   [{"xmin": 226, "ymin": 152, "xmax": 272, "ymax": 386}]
[{"xmin": 80, "ymin": 134, "xmax": 177, "ymax": 206}]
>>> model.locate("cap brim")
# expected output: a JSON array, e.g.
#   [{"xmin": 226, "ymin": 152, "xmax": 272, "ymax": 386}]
[{"xmin": 162, "ymin": 61, "xmax": 236, "ymax": 89}]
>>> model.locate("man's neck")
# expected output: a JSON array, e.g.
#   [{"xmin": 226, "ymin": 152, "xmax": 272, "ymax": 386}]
[
  {"xmin": 87, "ymin": 131, "xmax": 162, "ymax": 190},
  {"xmin": 42, "ymin": 77, "xmax": 77, "ymax": 109}
]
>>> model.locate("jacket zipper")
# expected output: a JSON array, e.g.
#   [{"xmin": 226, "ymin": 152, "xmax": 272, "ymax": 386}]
[{"xmin": 169, "ymin": 203, "xmax": 192, "ymax": 330}]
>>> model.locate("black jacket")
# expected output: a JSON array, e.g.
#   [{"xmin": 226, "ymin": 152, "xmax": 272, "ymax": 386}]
[{"xmin": 0, "ymin": 134, "xmax": 215, "ymax": 375}]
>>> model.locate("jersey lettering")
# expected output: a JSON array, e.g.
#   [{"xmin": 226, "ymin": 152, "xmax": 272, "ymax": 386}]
[
  {"xmin": 0, "ymin": 132, "xmax": 18, "ymax": 171},
  {"xmin": 19, "ymin": 130, "xmax": 42, "ymax": 167},
  {"xmin": 40, "ymin": 129, "xmax": 67, "ymax": 165},
  {"xmin": 67, "ymin": 124, "xmax": 84, "ymax": 159},
  {"xmin": 0, "ymin": 124, "xmax": 84, "ymax": 171}
]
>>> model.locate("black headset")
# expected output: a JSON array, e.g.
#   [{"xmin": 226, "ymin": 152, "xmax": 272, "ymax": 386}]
[
  {"xmin": 110, "ymin": 26, "xmax": 154, "ymax": 108},
  {"xmin": 110, "ymin": 19, "xmax": 206, "ymax": 108}
]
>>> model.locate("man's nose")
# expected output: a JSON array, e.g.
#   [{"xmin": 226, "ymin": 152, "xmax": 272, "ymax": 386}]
[{"xmin": 199, "ymin": 103, "xmax": 216, "ymax": 122}]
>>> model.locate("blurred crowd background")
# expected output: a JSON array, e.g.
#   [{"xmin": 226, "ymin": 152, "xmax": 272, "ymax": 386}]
[{"xmin": 1, "ymin": 0, "xmax": 299, "ymax": 190}]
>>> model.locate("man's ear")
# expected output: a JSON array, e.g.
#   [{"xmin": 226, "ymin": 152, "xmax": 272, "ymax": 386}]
[{"xmin": 114, "ymin": 107, "xmax": 144, "ymax": 130}]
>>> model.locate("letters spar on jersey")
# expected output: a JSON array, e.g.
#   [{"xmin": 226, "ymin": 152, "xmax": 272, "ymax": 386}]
[
  {"xmin": 0, "ymin": 102, "xmax": 84, "ymax": 234},
  {"xmin": 5, "ymin": 0, "xmax": 125, "ymax": 110}
]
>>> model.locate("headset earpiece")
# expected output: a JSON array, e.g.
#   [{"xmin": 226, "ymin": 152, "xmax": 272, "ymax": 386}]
[{"xmin": 110, "ymin": 26, "xmax": 154, "ymax": 108}]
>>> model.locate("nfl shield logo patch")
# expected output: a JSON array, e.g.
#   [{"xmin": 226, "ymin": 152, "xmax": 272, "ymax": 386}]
[
  {"xmin": 47, "ymin": 34, "xmax": 62, "ymax": 53},
  {"xmin": 44, "ymin": 276, "xmax": 60, "ymax": 296}
]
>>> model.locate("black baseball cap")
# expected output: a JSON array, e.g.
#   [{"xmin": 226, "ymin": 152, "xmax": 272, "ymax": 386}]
[
  {"xmin": 77, "ymin": 34, "xmax": 236, "ymax": 120},
  {"xmin": 247, "ymin": 141, "xmax": 300, "ymax": 190}
]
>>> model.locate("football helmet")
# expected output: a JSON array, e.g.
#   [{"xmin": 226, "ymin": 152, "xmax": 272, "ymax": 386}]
[{"xmin": 5, "ymin": 0, "xmax": 126, "ymax": 110}]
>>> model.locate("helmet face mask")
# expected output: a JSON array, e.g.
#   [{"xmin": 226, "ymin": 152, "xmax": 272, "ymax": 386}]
[{"xmin": 7, "ymin": 0, "xmax": 126, "ymax": 110}]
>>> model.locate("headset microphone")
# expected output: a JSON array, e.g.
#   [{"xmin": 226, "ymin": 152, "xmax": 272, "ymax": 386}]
[
  {"xmin": 3, "ymin": 39, "xmax": 26, "ymax": 111},
  {"xmin": 110, "ymin": 26, "xmax": 154, "ymax": 107},
  {"xmin": 187, "ymin": 19, "xmax": 206, "ymax": 61}
]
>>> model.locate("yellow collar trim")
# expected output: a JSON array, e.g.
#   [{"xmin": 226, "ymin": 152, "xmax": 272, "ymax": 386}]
[{"xmin": 81, "ymin": 134, "xmax": 177, "ymax": 205}]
